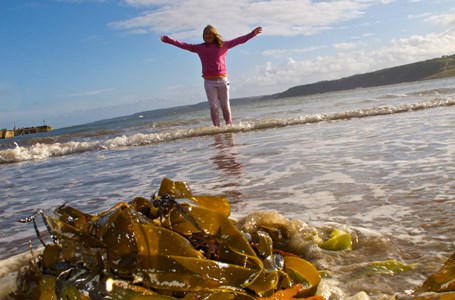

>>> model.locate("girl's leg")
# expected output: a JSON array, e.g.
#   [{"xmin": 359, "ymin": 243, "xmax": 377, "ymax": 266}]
[
  {"xmin": 218, "ymin": 79, "xmax": 232, "ymax": 125},
  {"xmin": 204, "ymin": 80, "xmax": 221, "ymax": 126}
]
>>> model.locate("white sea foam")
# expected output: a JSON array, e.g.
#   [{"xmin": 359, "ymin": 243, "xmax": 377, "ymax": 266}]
[{"xmin": 1, "ymin": 98, "xmax": 453, "ymax": 164}]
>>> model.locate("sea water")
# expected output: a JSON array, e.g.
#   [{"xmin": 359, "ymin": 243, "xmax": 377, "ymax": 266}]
[{"xmin": 0, "ymin": 78, "xmax": 454, "ymax": 299}]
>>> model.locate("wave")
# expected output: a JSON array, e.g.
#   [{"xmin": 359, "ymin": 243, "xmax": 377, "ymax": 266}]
[
  {"xmin": 1, "ymin": 98, "xmax": 454, "ymax": 164},
  {"xmin": 409, "ymin": 87, "xmax": 455, "ymax": 97}
]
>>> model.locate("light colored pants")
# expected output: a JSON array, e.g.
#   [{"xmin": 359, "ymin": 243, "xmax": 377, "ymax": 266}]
[{"xmin": 204, "ymin": 78, "xmax": 232, "ymax": 126}]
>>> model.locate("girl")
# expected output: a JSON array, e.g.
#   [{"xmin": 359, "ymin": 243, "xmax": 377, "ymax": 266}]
[{"xmin": 161, "ymin": 25, "xmax": 262, "ymax": 126}]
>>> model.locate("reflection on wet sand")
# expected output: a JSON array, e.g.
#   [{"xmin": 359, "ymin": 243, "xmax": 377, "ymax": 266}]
[{"xmin": 210, "ymin": 133, "xmax": 244, "ymax": 203}]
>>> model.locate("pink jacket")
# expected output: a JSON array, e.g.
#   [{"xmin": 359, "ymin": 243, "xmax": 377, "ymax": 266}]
[{"xmin": 162, "ymin": 30, "xmax": 258, "ymax": 78}]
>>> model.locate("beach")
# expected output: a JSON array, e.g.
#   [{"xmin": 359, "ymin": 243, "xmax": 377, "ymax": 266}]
[{"xmin": 0, "ymin": 78, "xmax": 454, "ymax": 299}]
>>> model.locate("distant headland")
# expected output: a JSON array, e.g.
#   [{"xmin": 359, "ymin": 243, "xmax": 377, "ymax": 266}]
[{"xmin": 261, "ymin": 54, "xmax": 455, "ymax": 100}]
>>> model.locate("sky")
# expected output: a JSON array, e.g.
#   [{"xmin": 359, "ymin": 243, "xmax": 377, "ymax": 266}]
[{"xmin": 1, "ymin": 0, "xmax": 454, "ymax": 129}]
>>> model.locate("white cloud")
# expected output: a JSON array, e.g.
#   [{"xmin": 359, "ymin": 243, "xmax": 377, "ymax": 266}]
[
  {"xmin": 112, "ymin": 0, "xmax": 375, "ymax": 38},
  {"xmin": 407, "ymin": 12, "xmax": 432, "ymax": 20},
  {"xmin": 262, "ymin": 45, "xmax": 328, "ymax": 58},
  {"xmin": 333, "ymin": 42, "xmax": 359, "ymax": 50},
  {"xmin": 238, "ymin": 29, "xmax": 455, "ymax": 95},
  {"xmin": 423, "ymin": 9, "xmax": 455, "ymax": 26},
  {"xmin": 68, "ymin": 88, "xmax": 114, "ymax": 97},
  {"xmin": 408, "ymin": 7, "xmax": 455, "ymax": 27},
  {"xmin": 387, "ymin": 29, "xmax": 455, "ymax": 59}
]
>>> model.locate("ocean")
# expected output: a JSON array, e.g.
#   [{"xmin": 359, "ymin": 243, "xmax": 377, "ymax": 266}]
[{"xmin": 0, "ymin": 77, "xmax": 454, "ymax": 299}]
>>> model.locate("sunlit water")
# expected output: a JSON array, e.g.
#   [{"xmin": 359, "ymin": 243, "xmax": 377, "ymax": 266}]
[{"xmin": 0, "ymin": 78, "xmax": 454, "ymax": 299}]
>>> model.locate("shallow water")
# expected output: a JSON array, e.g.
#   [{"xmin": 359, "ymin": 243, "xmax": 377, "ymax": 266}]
[{"xmin": 0, "ymin": 78, "xmax": 454, "ymax": 299}]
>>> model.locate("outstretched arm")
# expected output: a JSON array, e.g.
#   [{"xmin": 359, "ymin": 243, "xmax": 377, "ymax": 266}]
[
  {"xmin": 160, "ymin": 36, "xmax": 198, "ymax": 53},
  {"xmin": 224, "ymin": 26, "xmax": 263, "ymax": 49}
]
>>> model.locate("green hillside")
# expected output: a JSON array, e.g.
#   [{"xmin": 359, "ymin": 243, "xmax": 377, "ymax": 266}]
[{"xmin": 269, "ymin": 54, "xmax": 455, "ymax": 99}]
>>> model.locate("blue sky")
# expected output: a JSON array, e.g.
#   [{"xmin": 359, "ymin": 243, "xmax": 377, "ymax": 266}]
[{"xmin": 1, "ymin": 0, "xmax": 454, "ymax": 129}]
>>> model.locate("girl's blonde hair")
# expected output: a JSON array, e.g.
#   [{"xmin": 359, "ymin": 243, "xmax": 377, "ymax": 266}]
[{"xmin": 203, "ymin": 25, "xmax": 224, "ymax": 47}]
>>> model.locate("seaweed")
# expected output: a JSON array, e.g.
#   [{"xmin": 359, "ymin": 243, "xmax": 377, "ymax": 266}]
[{"xmin": 12, "ymin": 178, "xmax": 322, "ymax": 300}]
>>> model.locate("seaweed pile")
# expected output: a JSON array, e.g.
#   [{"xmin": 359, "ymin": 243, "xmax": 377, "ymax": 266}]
[
  {"xmin": 9, "ymin": 178, "xmax": 455, "ymax": 299},
  {"xmin": 11, "ymin": 178, "xmax": 325, "ymax": 299}
]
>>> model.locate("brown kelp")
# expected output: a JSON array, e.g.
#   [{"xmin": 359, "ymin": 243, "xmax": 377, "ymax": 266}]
[
  {"xmin": 11, "ymin": 178, "xmax": 455, "ymax": 299},
  {"xmin": 12, "ymin": 178, "xmax": 323, "ymax": 299},
  {"xmin": 395, "ymin": 252, "xmax": 455, "ymax": 300}
]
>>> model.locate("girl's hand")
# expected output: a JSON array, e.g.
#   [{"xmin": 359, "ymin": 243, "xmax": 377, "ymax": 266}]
[{"xmin": 253, "ymin": 27, "xmax": 262, "ymax": 35}]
